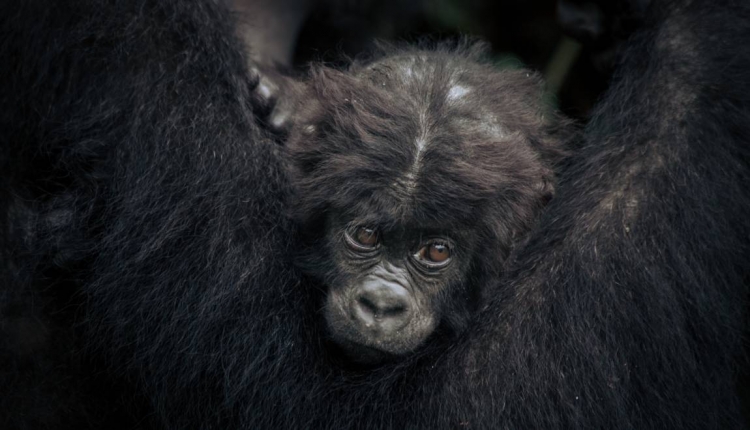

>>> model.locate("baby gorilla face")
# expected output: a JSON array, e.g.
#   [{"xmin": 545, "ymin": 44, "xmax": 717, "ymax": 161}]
[
  {"xmin": 322, "ymin": 219, "xmax": 472, "ymax": 361},
  {"xmin": 286, "ymin": 44, "xmax": 572, "ymax": 363}
]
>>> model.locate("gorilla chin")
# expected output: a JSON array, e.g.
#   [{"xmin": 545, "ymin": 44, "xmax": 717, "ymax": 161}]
[{"xmin": 324, "ymin": 277, "xmax": 438, "ymax": 363}]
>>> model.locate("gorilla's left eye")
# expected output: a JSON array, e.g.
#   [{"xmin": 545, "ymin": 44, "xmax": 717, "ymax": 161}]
[{"xmin": 414, "ymin": 241, "xmax": 452, "ymax": 268}]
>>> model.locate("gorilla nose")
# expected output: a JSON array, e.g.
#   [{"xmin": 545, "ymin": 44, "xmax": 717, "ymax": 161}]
[{"xmin": 353, "ymin": 282, "xmax": 412, "ymax": 333}]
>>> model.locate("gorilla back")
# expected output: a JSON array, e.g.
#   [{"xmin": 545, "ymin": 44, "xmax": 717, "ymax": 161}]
[{"xmin": 1, "ymin": 0, "xmax": 749, "ymax": 429}]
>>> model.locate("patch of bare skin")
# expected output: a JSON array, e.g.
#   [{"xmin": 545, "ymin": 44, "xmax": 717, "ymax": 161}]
[{"xmin": 447, "ymin": 84, "xmax": 469, "ymax": 102}]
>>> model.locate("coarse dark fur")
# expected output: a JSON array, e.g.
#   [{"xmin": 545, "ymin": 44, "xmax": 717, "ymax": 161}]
[
  {"xmin": 1, "ymin": 1, "xmax": 750, "ymax": 429},
  {"xmin": 285, "ymin": 44, "xmax": 572, "ymax": 360}
]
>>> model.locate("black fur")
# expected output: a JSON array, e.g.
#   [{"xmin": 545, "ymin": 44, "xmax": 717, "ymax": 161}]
[{"xmin": 1, "ymin": 0, "xmax": 749, "ymax": 429}]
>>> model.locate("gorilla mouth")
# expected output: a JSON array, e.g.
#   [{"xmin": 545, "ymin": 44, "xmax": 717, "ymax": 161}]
[{"xmin": 324, "ymin": 318, "xmax": 424, "ymax": 363}]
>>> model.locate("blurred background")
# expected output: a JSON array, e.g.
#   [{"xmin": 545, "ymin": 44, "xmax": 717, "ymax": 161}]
[{"xmin": 249, "ymin": 0, "xmax": 648, "ymax": 119}]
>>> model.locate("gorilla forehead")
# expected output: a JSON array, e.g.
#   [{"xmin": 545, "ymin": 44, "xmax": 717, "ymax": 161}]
[
  {"xmin": 292, "ymin": 46, "xmax": 559, "ymax": 234},
  {"xmin": 318, "ymin": 106, "xmax": 542, "ymax": 227},
  {"xmin": 322, "ymin": 140, "xmax": 519, "ymax": 230}
]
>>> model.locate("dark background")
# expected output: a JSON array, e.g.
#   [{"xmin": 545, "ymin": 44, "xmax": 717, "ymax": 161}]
[{"xmin": 292, "ymin": 0, "xmax": 619, "ymax": 119}]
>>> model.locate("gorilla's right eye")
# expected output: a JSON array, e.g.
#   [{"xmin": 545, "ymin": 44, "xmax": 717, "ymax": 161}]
[{"xmin": 345, "ymin": 226, "xmax": 380, "ymax": 251}]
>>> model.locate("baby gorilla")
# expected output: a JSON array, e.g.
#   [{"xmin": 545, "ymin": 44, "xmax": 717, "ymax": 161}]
[{"xmin": 285, "ymin": 43, "xmax": 573, "ymax": 362}]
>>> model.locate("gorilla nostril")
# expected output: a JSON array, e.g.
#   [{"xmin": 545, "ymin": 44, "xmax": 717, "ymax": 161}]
[
  {"xmin": 357, "ymin": 295, "xmax": 380, "ymax": 316},
  {"xmin": 382, "ymin": 303, "xmax": 407, "ymax": 317},
  {"xmin": 358, "ymin": 295, "xmax": 406, "ymax": 317},
  {"xmin": 353, "ymin": 283, "xmax": 412, "ymax": 332}
]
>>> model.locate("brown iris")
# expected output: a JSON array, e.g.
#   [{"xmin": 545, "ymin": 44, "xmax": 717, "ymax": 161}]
[
  {"xmin": 415, "ymin": 241, "xmax": 452, "ymax": 267},
  {"xmin": 346, "ymin": 226, "xmax": 379, "ymax": 250},
  {"xmin": 427, "ymin": 243, "xmax": 450, "ymax": 262}
]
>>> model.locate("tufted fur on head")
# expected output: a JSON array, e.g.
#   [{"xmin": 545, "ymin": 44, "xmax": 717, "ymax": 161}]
[{"xmin": 286, "ymin": 42, "xmax": 574, "ymax": 283}]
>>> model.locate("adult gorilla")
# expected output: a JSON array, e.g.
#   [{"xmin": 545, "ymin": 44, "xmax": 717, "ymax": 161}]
[{"xmin": 1, "ymin": 0, "xmax": 749, "ymax": 429}]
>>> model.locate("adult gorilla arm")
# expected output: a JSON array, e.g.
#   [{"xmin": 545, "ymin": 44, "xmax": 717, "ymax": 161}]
[
  {"xmin": 430, "ymin": 0, "xmax": 750, "ymax": 428},
  {"xmin": 1, "ymin": 0, "xmax": 749, "ymax": 429},
  {"xmin": 0, "ymin": 1, "xmax": 298, "ymax": 427}
]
